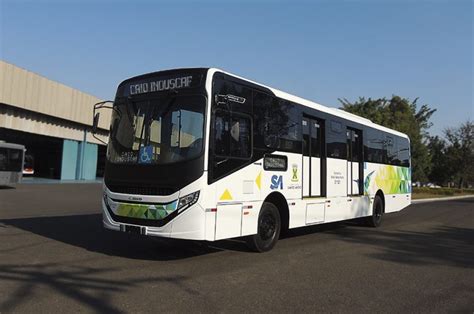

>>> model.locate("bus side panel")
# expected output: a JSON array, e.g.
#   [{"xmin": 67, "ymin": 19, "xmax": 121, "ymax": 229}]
[
  {"xmin": 262, "ymin": 152, "xmax": 304, "ymax": 229},
  {"xmin": 364, "ymin": 162, "xmax": 411, "ymax": 213},
  {"xmin": 210, "ymin": 162, "xmax": 262, "ymax": 239},
  {"xmin": 288, "ymin": 199, "xmax": 306, "ymax": 228},
  {"xmin": 323, "ymin": 197, "xmax": 346, "ymax": 222},
  {"xmin": 349, "ymin": 196, "xmax": 371, "ymax": 218},
  {"xmin": 209, "ymin": 152, "xmax": 303, "ymax": 239},
  {"xmin": 326, "ymin": 158, "xmax": 347, "ymax": 197},
  {"xmin": 201, "ymin": 177, "xmax": 217, "ymax": 241},
  {"xmin": 260, "ymin": 152, "xmax": 303, "ymax": 202},
  {"xmin": 384, "ymin": 193, "xmax": 411, "ymax": 213},
  {"xmin": 170, "ymin": 203, "xmax": 207, "ymax": 240}
]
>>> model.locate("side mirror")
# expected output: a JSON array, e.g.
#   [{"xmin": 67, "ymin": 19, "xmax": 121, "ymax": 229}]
[
  {"xmin": 92, "ymin": 112, "xmax": 100, "ymax": 134},
  {"xmin": 91, "ymin": 100, "xmax": 114, "ymax": 145}
]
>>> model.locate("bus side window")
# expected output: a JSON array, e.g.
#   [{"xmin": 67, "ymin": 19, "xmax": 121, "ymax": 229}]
[
  {"xmin": 327, "ymin": 120, "xmax": 346, "ymax": 159},
  {"xmin": 364, "ymin": 129, "xmax": 385, "ymax": 164},
  {"xmin": 9, "ymin": 149, "xmax": 22, "ymax": 171},
  {"xmin": 214, "ymin": 110, "xmax": 251, "ymax": 159},
  {"xmin": 0, "ymin": 148, "xmax": 7, "ymax": 171},
  {"xmin": 398, "ymin": 137, "xmax": 410, "ymax": 167},
  {"xmin": 253, "ymin": 92, "xmax": 301, "ymax": 153},
  {"xmin": 385, "ymin": 136, "xmax": 395, "ymax": 164},
  {"xmin": 215, "ymin": 113, "xmax": 230, "ymax": 156}
]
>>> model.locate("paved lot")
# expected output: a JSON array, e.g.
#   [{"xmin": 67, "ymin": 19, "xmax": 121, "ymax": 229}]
[{"xmin": 0, "ymin": 184, "xmax": 473, "ymax": 313}]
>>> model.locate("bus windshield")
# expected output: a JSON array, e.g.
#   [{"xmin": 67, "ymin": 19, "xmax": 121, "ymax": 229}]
[{"xmin": 107, "ymin": 94, "xmax": 205, "ymax": 165}]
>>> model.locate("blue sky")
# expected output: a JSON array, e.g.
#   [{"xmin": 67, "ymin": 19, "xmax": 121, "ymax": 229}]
[{"xmin": 1, "ymin": 0, "xmax": 472, "ymax": 136}]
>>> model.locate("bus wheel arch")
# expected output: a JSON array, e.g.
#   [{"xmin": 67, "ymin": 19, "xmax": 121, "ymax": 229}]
[
  {"xmin": 264, "ymin": 192, "xmax": 289, "ymax": 235},
  {"xmin": 245, "ymin": 192, "xmax": 289, "ymax": 252}
]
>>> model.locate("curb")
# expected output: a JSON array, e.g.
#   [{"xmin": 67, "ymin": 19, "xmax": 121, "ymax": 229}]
[{"xmin": 411, "ymin": 195, "xmax": 474, "ymax": 204}]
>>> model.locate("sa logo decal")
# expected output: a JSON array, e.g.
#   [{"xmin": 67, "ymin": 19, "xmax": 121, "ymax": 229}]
[{"xmin": 270, "ymin": 175, "xmax": 283, "ymax": 190}]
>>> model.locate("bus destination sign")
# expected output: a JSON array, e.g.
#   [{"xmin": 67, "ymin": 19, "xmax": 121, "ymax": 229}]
[{"xmin": 123, "ymin": 75, "xmax": 199, "ymax": 97}]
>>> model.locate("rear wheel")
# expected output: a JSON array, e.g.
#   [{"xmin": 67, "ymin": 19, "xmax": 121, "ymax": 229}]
[
  {"xmin": 246, "ymin": 202, "xmax": 281, "ymax": 252},
  {"xmin": 365, "ymin": 195, "xmax": 384, "ymax": 227}
]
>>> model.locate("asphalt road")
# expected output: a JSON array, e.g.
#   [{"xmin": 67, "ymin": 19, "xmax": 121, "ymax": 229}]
[{"xmin": 0, "ymin": 184, "xmax": 473, "ymax": 313}]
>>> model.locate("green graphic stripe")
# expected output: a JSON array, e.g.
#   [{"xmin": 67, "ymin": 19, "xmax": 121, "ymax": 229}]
[
  {"xmin": 366, "ymin": 165, "xmax": 411, "ymax": 194},
  {"xmin": 116, "ymin": 201, "xmax": 178, "ymax": 220}
]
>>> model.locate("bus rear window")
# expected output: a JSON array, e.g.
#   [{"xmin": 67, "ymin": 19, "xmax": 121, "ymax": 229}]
[{"xmin": 0, "ymin": 148, "xmax": 23, "ymax": 172}]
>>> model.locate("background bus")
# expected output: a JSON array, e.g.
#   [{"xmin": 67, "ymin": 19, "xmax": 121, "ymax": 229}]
[
  {"xmin": 0, "ymin": 141, "xmax": 25, "ymax": 186},
  {"xmin": 93, "ymin": 68, "xmax": 411, "ymax": 252}
]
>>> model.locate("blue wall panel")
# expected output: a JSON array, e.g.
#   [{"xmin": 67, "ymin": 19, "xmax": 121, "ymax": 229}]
[
  {"xmin": 61, "ymin": 140, "xmax": 79, "ymax": 180},
  {"xmin": 82, "ymin": 143, "xmax": 98, "ymax": 180},
  {"xmin": 61, "ymin": 139, "xmax": 98, "ymax": 180}
]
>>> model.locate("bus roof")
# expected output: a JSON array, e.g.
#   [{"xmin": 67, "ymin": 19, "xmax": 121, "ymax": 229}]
[{"xmin": 0, "ymin": 141, "xmax": 26, "ymax": 150}]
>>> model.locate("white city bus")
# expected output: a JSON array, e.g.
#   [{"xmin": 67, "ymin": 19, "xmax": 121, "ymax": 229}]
[
  {"xmin": 93, "ymin": 68, "xmax": 411, "ymax": 252},
  {"xmin": 0, "ymin": 141, "xmax": 25, "ymax": 186}
]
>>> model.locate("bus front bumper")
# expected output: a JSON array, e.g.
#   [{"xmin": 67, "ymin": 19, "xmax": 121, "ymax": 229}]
[{"xmin": 101, "ymin": 198, "xmax": 210, "ymax": 240}]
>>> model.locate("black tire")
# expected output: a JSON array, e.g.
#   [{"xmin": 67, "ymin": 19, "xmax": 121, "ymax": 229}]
[
  {"xmin": 246, "ymin": 202, "xmax": 281, "ymax": 252},
  {"xmin": 365, "ymin": 195, "xmax": 384, "ymax": 227}
]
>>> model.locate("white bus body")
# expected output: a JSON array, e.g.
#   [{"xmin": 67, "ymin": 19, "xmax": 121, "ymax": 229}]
[{"xmin": 99, "ymin": 68, "xmax": 411, "ymax": 251}]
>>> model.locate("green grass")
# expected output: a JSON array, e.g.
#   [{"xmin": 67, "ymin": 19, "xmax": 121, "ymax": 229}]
[{"xmin": 412, "ymin": 187, "xmax": 474, "ymax": 199}]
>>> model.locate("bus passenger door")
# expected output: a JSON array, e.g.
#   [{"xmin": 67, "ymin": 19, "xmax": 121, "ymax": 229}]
[
  {"xmin": 302, "ymin": 117, "xmax": 322, "ymax": 198},
  {"xmin": 347, "ymin": 128, "xmax": 362, "ymax": 196}
]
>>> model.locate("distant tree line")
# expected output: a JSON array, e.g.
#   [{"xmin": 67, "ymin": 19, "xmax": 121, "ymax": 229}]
[
  {"xmin": 339, "ymin": 96, "xmax": 473, "ymax": 188},
  {"xmin": 428, "ymin": 121, "xmax": 474, "ymax": 188}
]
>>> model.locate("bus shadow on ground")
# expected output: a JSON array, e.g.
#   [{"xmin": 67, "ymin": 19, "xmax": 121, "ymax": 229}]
[
  {"xmin": 325, "ymin": 224, "xmax": 474, "ymax": 269},
  {"xmin": 0, "ymin": 213, "xmax": 354, "ymax": 261},
  {"xmin": 0, "ymin": 185, "xmax": 16, "ymax": 190},
  {"xmin": 1, "ymin": 209, "xmax": 473, "ymax": 267},
  {"xmin": 0, "ymin": 213, "xmax": 254, "ymax": 261}
]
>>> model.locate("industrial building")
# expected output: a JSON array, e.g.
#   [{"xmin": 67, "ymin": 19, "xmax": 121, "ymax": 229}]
[{"xmin": 0, "ymin": 60, "xmax": 110, "ymax": 180}]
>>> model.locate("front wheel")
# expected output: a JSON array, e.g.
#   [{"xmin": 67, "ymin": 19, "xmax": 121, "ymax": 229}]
[
  {"xmin": 365, "ymin": 195, "xmax": 384, "ymax": 227},
  {"xmin": 246, "ymin": 202, "xmax": 281, "ymax": 252}
]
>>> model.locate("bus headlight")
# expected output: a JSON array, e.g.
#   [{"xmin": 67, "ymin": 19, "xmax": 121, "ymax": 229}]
[{"xmin": 177, "ymin": 191, "xmax": 200, "ymax": 212}]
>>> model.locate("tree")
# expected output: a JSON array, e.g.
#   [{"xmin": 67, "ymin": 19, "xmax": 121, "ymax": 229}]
[
  {"xmin": 427, "ymin": 136, "xmax": 450, "ymax": 185},
  {"xmin": 443, "ymin": 120, "xmax": 474, "ymax": 188},
  {"xmin": 339, "ymin": 96, "xmax": 436, "ymax": 182}
]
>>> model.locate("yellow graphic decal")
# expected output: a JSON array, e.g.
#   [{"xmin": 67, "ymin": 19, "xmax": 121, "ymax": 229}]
[
  {"xmin": 255, "ymin": 171, "xmax": 262, "ymax": 190},
  {"xmin": 373, "ymin": 165, "xmax": 411, "ymax": 194},
  {"xmin": 291, "ymin": 164, "xmax": 298, "ymax": 182},
  {"xmin": 220, "ymin": 189, "xmax": 233, "ymax": 201}
]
